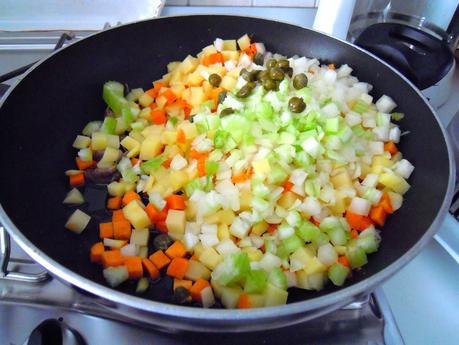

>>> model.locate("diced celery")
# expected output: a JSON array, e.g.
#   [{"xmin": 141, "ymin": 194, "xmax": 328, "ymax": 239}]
[
  {"xmin": 121, "ymin": 168, "xmax": 139, "ymax": 184},
  {"xmin": 347, "ymin": 247, "xmax": 368, "ymax": 268},
  {"xmin": 268, "ymin": 267, "xmax": 288, "ymax": 290},
  {"xmin": 296, "ymin": 220, "xmax": 320, "ymax": 242},
  {"xmin": 328, "ymin": 263, "xmax": 350, "ymax": 286},
  {"xmin": 244, "ymin": 270, "xmax": 268, "ymax": 294},
  {"xmin": 103, "ymin": 81, "xmax": 130, "ymax": 116},
  {"xmin": 205, "ymin": 161, "xmax": 219, "ymax": 176},
  {"xmin": 282, "ymin": 235, "xmax": 303, "ymax": 255},
  {"xmin": 264, "ymin": 283, "xmax": 288, "ymax": 306},
  {"xmin": 328, "ymin": 227, "xmax": 348, "ymax": 246},
  {"xmin": 357, "ymin": 234, "xmax": 380, "ymax": 254},
  {"xmin": 135, "ymin": 277, "xmax": 149, "ymax": 293},
  {"xmin": 337, "ymin": 126, "xmax": 353, "ymax": 143},
  {"xmin": 267, "ymin": 164, "xmax": 288, "ymax": 184},
  {"xmin": 212, "ymin": 252, "xmax": 250, "ymax": 286},
  {"xmin": 391, "ymin": 112, "xmax": 404, "ymax": 121},
  {"xmin": 141, "ymin": 156, "xmax": 166, "ymax": 174},
  {"xmin": 214, "ymin": 130, "xmax": 229, "ymax": 149},
  {"xmin": 312, "ymin": 232, "xmax": 330, "ymax": 246},
  {"xmin": 352, "ymin": 99, "xmax": 369, "ymax": 114},
  {"xmin": 324, "ymin": 117, "xmax": 340, "ymax": 134},
  {"xmin": 101, "ymin": 116, "xmax": 117, "ymax": 134},
  {"xmin": 264, "ymin": 239, "xmax": 277, "ymax": 255},
  {"xmin": 82, "ymin": 121, "xmax": 102, "ymax": 136}
]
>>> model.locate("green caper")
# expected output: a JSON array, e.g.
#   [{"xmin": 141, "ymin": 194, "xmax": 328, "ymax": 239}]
[
  {"xmin": 285, "ymin": 67, "xmax": 293, "ymax": 78},
  {"xmin": 277, "ymin": 59, "xmax": 290, "ymax": 69},
  {"xmin": 237, "ymin": 84, "xmax": 253, "ymax": 98},
  {"xmin": 240, "ymin": 68, "xmax": 253, "ymax": 82},
  {"xmin": 288, "ymin": 97, "xmax": 306, "ymax": 113},
  {"xmin": 208, "ymin": 73, "xmax": 222, "ymax": 87},
  {"xmin": 257, "ymin": 70, "xmax": 269, "ymax": 81},
  {"xmin": 269, "ymin": 67, "xmax": 285, "ymax": 81},
  {"xmin": 246, "ymin": 81, "xmax": 256, "ymax": 89},
  {"xmin": 220, "ymin": 107, "xmax": 234, "ymax": 116},
  {"xmin": 293, "ymin": 73, "xmax": 308, "ymax": 90},
  {"xmin": 262, "ymin": 78, "xmax": 277, "ymax": 91},
  {"xmin": 173, "ymin": 287, "xmax": 190, "ymax": 304},
  {"xmin": 218, "ymin": 91, "xmax": 227, "ymax": 104},
  {"xmin": 266, "ymin": 59, "xmax": 277, "ymax": 69},
  {"xmin": 253, "ymin": 53, "xmax": 264, "ymax": 66},
  {"xmin": 153, "ymin": 234, "xmax": 173, "ymax": 251}
]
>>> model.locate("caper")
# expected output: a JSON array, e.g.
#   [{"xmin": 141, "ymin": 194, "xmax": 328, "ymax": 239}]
[
  {"xmin": 218, "ymin": 91, "xmax": 227, "ymax": 104},
  {"xmin": 237, "ymin": 84, "xmax": 253, "ymax": 98},
  {"xmin": 269, "ymin": 67, "xmax": 285, "ymax": 81},
  {"xmin": 220, "ymin": 107, "xmax": 234, "ymax": 116},
  {"xmin": 240, "ymin": 68, "xmax": 253, "ymax": 82},
  {"xmin": 285, "ymin": 67, "xmax": 293, "ymax": 78},
  {"xmin": 277, "ymin": 59, "xmax": 290, "ymax": 69},
  {"xmin": 153, "ymin": 234, "xmax": 173, "ymax": 251},
  {"xmin": 262, "ymin": 78, "xmax": 277, "ymax": 91},
  {"xmin": 253, "ymin": 53, "xmax": 264, "ymax": 66},
  {"xmin": 266, "ymin": 59, "xmax": 277, "ymax": 69},
  {"xmin": 257, "ymin": 70, "xmax": 269, "ymax": 81},
  {"xmin": 246, "ymin": 81, "xmax": 256, "ymax": 89},
  {"xmin": 293, "ymin": 73, "xmax": 308, "ymax": 90},
  {"xmin": 288, "ymin": 97, "xmax": 306, "ymax": 113},
  {"xmin": 208, "ymin": 73, "xmax": 222, "ymax": 87},
  {"xmin": 173, "ymin": 287, "xmax": 190, "ymax": 304}
]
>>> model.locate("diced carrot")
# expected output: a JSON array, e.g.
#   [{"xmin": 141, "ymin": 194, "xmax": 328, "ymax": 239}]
[
  {"xmin": 69, "ymin": 173, "xmax": 85, "ymax": 187},
  {"xmin": 113, "ymin": 220, "xmax": 132, "ymax": 240},
  {"xmin": 173, "ymin": 279, "xmax": 193, "ymax": 291},
  {"xmin": 283, "ymin": 180, "xmax": 294, "ymax": 192},
  {"xmin": 90, "ymin": 242, "xmax": 105, "ymax": 263},
  {"xmin": 75, "ymin": 157, "xmax": 95, "ymax": 170},
  {"xmin": 190, "ymin": 254, "xmax": 199, "ymax": 261},
  {"xmin": 328, "ymin": 63, "xmax": 336, "ymax": 70},
  {"xmin": 142, "ymin": 258, "xmax": 160, "ymax": 279},
  {"xmin": 189, "ymin": 149, "xmax": 208, "ymax": 160},
  {"xmin": 379, "ymin": 192, "xmax": 394, "ymax": 214},
  {"xmin": 107, "ymin": 196, "xmax": 122, "ymax": 210},
  {"xmin": 243, "ymin": 43, "xmax": 257, "ymax": 58},
  {"xmin": 345, "ymin": 211, "xmax": 373, "ymax": 231},
  {"xmin": 370, "ymin": 205, "xmax": 386, "ymax": 227},
  {"xmin": 267, "ymin": 224, "xmax": 278, "ymax": 234},
  {"xmin": 124, "ymin": 256, "xmax": 143, "ymax": 279},
  {"xmin": 130, "ymin": 158, "xmax": 140, "ymax": 166},
  {"xmin": 149, "ymin": 250, "xmax": 171, "ymax": 270},
  {"xmin": 338, "ymin": 255, "xmax": 350, "ymax": 268},
  {"xmin": 101, "ymin": 250, "xmax": 124, "ymax": 268},
  {"xmin": 165, "ymin": 241, "xmax": 187, "ymax": 259},
  {"xmin": 177, "ymin": 129, "xmax": 186, "ymax": 144},
  {"xmin": 99, "ymin": 222, "xmax": 114, "ymax": 239},
  {"xmin": 176, "ymin": 98, "xmax": 192, "ymax": 119},
  {"xmin": 350, "ymin": 229, "xmax": 359, "ymax": 239},
  {"xmin": 151, "ymin": 109, "xmax": 167, "ymax": 125},
  {"xmin": 197, "ymin": 156, "xmax": 206, "ymax": 177},
  {"xmin": 189, "ymin": 278, "xmax": 210, "ymax": 301},
  {"xmin": 165, "ymin": 195, "xmax": 186, "ymax": 210},
  {"xmin": 160, "ymin": 89, "xmax": 177, "ymax": 105},
  {"xmin": 231, "ymin": 172, "xmax": 248, "ymax": 184},
  {"xmin": 166, "ymin": 257, "xmax": 189, "ymax": 279},
  {"xmin": 311, "ymin": 218, "xmax": 321, "ymax": 227},
  {"xmin": 203, "ymin": 52, "xmax": 224, "ymax": 66},
  {"xmin": 238, "ymin": 293, "xmax": 252, "ymax": 309},
  {"xmin": 209, "ymin": 87, "xmax": 224, "ymax": 111},
  {"xmin": 122, "ymin": 191, "xmax": 141, "ymax": 206},
  {"xmin": 149, "ymin": 81, "xmax": 166, "ymax": 98},
  {"xmin": 384, "ymin": 141, "xmax": 398, "ymax": 155},
  {"xmin": 148, "ymin": 102, "xmax": 158, "ymax": 110},
  {"xmin": 112, "ymin": 209, "xmax": 127, "ymax": 222},
  {"xmin": 162, "ymin": 158, "xmax": 172, "ymax": 168},
  {"xmin": 145, "ymin": 203, "xmax": 168, "ymax": 222},
  {"xmin": 156, "ymin": 221, "xmax": 168, "ymax": 233}
]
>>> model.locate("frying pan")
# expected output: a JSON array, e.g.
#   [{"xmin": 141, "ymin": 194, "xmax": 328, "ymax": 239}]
[{"xmin": 0, "ymin": 15, "xmax": 454, "ymax": 332}]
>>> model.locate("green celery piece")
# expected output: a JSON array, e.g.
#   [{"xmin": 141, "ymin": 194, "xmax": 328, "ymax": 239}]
[
  {"xmin": 328, "ymin": 263, "xmax": 350, "ymax": 286},
  {"xmin": 208, "ymin": 149, "xmax": 223, "ymax": 161},
  {"xmin": 103, "ymin": 81, "xmax": 127, "ymax": 115},
  {"xmin": 214, "ymin": 130, "xmax": 229, "ymax": 149},
  {"xmin": 244, "ymin": 270, "xmax": 268, "ymax": 294},
  {"xmin": 141, "ymin": 156, "xmax": 166, "ymax": 174},
  {"xmin": 320, "ymin": 97, "xmax": 333, "ymax": 107},
  {"xmin": 169, "ymin": 117, "xmax": 178, "ymax": 126},
  {"xmin": 313, "ymin": 232, "xmax": 330, "ymax": 246},
  {"xmin": 319, "ymin": 217, "xmax": 342, "ymax": 233},
  {"xmin": 324, "ymin": 117, "xmax": 340, "ymax": 134},
  {"xmin": 276, "ymin": 244, "xmax": 289, "ymax": 260},
  {"xmin": 205, "ymin": 161, "xmax": 219, "ymax": 176},
  {"xmin": 347, "ymin": 247, "xmax": 368, "ymax": 268},
  {"xmin": 122, "ymin": 168, "xmax": 139, "ymax": 183},
  {"xmin": 101, "ymin": 117, "xmax": 117, "ymax": 134},
  {"xmin": 121, "ymin": 106, "xmax": 134, "ymax": 126},
  {"xmin": 267, "ymin": 164, "xmax": 288, "ymax": 185},
  {"xmin": 351, "ymin": 124, "xmax": 366, "ymax": 137},
  {"xmin": 264, "ymin": 239, "xmax": 277, "ymax": 255},
  {"xmin": 213, "ymin": 252, "xmax": 250, "ymax": 286},
  {"xmin": 391, "ymin": 112, "xmax": 404, "ymax": 121},
  {"xmin": 293, "ymin": 151, "xmax": 312, "ymax": 168},
  {"xmin": 255, "ymin": 102, "xmax": 274, "ymax": 119},
  {"xmin": 352, "ymin": 99, "xmax": 369, "ymax": 114},
  {"xmin": 195, "ymin": 120, "xmax": 209, "ymax": 134},
  {"xmin": 185, "ymin": 179, "xmax": 202, "ymax": 197},
  {"xmin": 282, "ymin": 235, "xmax": 303, "ymax": 255},
  {"xmin": 223, "ymin": 136, "xmax": 237, "ymax": 153},
  {"xmin": 296, "ymin": 220, "xmax": 320, "ymax": 242},
  {"xmin": 130, "ymin": 121, "xmax": 145, "ymax": 131},
  {"xmin": 135, "ymin": 277, "xmax": 150, "ymax": 293},
  {"xmin": 204, "ymin": 176, "xmax": 213, "ymax": 192},
  {"xmin": 206, "ymin": 114, "xmax": 221, "ymax": 130},
  {"xmin": 304, "ymin": 179, "xmax": 320, "ymax": 197},
  {"xmin": 357, "ymin": 234, "xmax": 380, "ymax": 254},
  {"xmin": 328, "ymin": 227, "xmax": 348, "ymax": 246},
  {"xmin": 268, "ymin": 267, "xmax": 288, "ymax": 290},
  {"xmin": 337, "ymin": 126, "xmax": 353, "ymax": 143},
  {"xmin": 82, "ymin": 121, "xmax": 102, "ymax": 136}
]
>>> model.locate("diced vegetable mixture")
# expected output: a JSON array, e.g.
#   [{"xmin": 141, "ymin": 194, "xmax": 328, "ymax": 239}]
[{"xmin": 63, "ymin": 34, "xmax": 414, "ymax": 309}]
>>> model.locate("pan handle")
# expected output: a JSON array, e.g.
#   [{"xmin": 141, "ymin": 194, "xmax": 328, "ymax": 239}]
[{"xmin": 0, "ymin": 226, "xmax": 49, "ymax": 283}]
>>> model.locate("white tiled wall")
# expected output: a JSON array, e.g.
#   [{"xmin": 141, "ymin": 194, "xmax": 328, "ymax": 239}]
[{"xmin": 166, "ymin": 0, "xmax": 318, "ymax": 7}]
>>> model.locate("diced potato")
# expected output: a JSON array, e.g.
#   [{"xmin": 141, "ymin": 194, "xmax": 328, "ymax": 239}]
[
  {"xmin": 156, "ymin": 95, "xmax": 168, "ymax": 109},
  {"xmin": 138, "ymin": 246, "xmax": 148, "ymax": 258},
  {"xmin": 220, "ymin": 75, "xmax": 237, "ymax": 91},
  {"xmin": 166, "ymin": 210, "xmax": 186, "ymax": 234},
  {"xmin": 331, "ymin": 170, "xmax": 353, "ymax": 189},
  {"xmin": 106, "ymin": 134, "xmax": 120, "ymax": 149},
  {"xmin": 72, "ymin": 135, "xmax": 90, "ymax": 149},
  {"xmin": 161, "ymin": 73, "xmax": 172, "ymax": 84},
  {"xmin": 169, "ymin": 170, "xmax": 189, "ymax": 191},
  {"xmin": 180, "ymin": 55, "xmax": 199, "ymax": 74},
  {"xmin": 219, "ymin": 209, "xmax": 236, "ymax": 225},
  {"xmin": 248, "ymin": 294, "xmax": 265, "ymax": 308},
  {"xmin": 123, "ymin": 181, "xmax": 136, "ymax": 192},
  {"xmin": 222, "ymin": 40, "xmax": 237, "ymax": 51},
  {"xmin": 296, "ymin": 270, "xmax": 311, "ymax": 290},
  {"xmin": 142, "ymin": 125, "xmax": 164, "ymax": 138},
  {"xmin": 252, "ymin": 159, "xmax": 271, "ymax": 175},
  {"xmin": 221, "ymin": 51, "xmax": 240, "ymax": 61},
  {"xmin": 123, "ymin": 200, "xmax": 151, "ymax": 229},
  {"xmin": 228, "ymin": 67, "xmax": 242, "ymax": 79},
  {"xmin": 303, "ymin": 257, "xmax": 327, "ymax": 275},
  {"xmin": 138, "ymin": 93, "xmax": 154, "ymax": 107},
  {"xmin": 63, "ymin": 188, "xmax": 85, "ymax": 205},
  {"xmin": 202, "ymin": 44, "xmax": 218, "ymax": 57},
  {"xmin": 371, "ymin": 156, "xmax": 393, "ymax": 174},
  {"xmin": 251, "ymin": 221, "xmax": 269, "ymax": 236},
  {"xmin": 278, "ymin": 192, "xmax": 299, "ymax": 209},
  {"xmin": 120, "ymin": 136, "xmax": 140, "ymax": 158},
  {"xmin": 328, "ymin": 191, "xmax": 346, "ymax": 215},
  {"xmin": 97, "ymin": 147, "xmax": 120, "ymax": 168},
  {"xmin": 189, "ymin": 87, "xmax": 205, "ymax": 107},
  {"xmin": 221, "ymin": 286, "xmax": 242, "ymax": 309},
  {"xmin": 387, "ymin": 191, "xmax": 403, "ymax": 211},
  {"xmin": 103, "ymin": 266, "xmax": 129, "ymax": 287},
  {"xmin": 239, "ymin": 189, "xmax": 252, "ymax": 211},
  {"xmin": 169, "ymin": 71, "xmax": 184, "ymax": 86},
  {"xmin": 167, "ymin": 61, "xmax": 181, "ymax": 72},
  {"xmin": 91, "ymin": 132, "xmax": 108, "ymax": 150},
  {"xmin": 139, "ymin": 107, "xmax": 151, "ymax": 120},
  {"xmin": 65, "ymin": 209, "xmax": 91, "ymax": 234},
  {"xmin": 264, "ymin": 283, "xmax": 288, "ymax": 307},
  {"xmin": 204, "ymin": 212, "xmax": 220, "ymax": 224},
  {"xmin": 193, "ymin": 242, "xmax": 205, "ymax": 258},
  {"xmin": 217, "ymin": 223, "xmax": 230, "ymax": 241},
  {"xmin": 379, "ymin": 173, "xmax": 410, "ymax": 195},
  {"xmin": 182, "ymin": 88, "xmax": 191, "ymax": 104},
  {"xmin": 199, "ymin": 247, "xmax": 223, "ymax": 270},
  {"xmin": 202, "ymin": 81, "xmax": 213, "ymax": 98},
  {"xmin": 184, "ymin": 260, "xmax": 211, "ymax": 281},
  {"xmin": 130, "ymin": 228, "xmax": 149, "ymax": 246},
  {"xmin": 242, "ymin": 247, "xmax": 263, "ymax": 261},
  {"xmin": 237, "ymin": 34, "xmax": 251, "ymax": 50},
  {"xmin": 107, "ymin": 181, "xmax": 126, "ymax": 197},
  {"xmin": 103, "ymin": 238, "xmax": 127, "ymax": 249},
  {"xmin": 139, "ymin": 137, "xmax": 163, "ymax": 160},
  {"xmin": 161, "ymin": 131, "xmax": 178, "ymax": 145},
  {"xmin": 170, "ymin": 84, "xmax": 186, "ymax": 98}
]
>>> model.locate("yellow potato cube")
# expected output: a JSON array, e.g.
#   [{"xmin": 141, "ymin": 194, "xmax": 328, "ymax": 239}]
[
  {"xmin": 91, "ymin": 132, "xmax": 108, "ymax": 151},
  {"xmin": 237, "ymin": 34, "xmax": 251, "ymax": 50},
  {"xmin": 278, "ymin": 191, "xmax": 299, "ymax": 209},
  {"xmin": 156, "ymin": 95, "xmax": 168, "ymax": 110},
  {"xmin": 202, "ymin": 44, "xmax": 218, "ymax": 56},
  {"xmin": 123, "ymin": 200, "xmax": 151, "ymax": 229},
  {"xmin": 170, "ymin": 84, "xmax": 185, "ymax": 98},
  {"xmin": 120, "ymin": 136, "xmax": 140, "ymax": 158},
  {"xmin": 189, "ymin": 87, "xmax": 205, "ymax": 107},
  {"xmin": 219, "ymin": 209, "xmax": 236, "ymax": 225},
  {"xmin": 139, "ymin": 136, "xmax": 163, "ymax": 160},
  {"xmin": 185, "ymin": 201, "xmax": 197, "ymax": 221},
  {"xmin": 239, "ymin": 189, "xmax": 252, "ymax": 211},
  {"xmin": 165, "ymin": 209, "xmax": 186, "ymax": 234},
  {"xmin": 251, "ymin": 221, "xmax": 269, "ymax": 236},
  {"xmin": 138, "ymin": 93, "xmax": 154, "ymax": 107},
  {"xmin": 222, "ymin": 40, "xmax": 237, "ymax": 51},
  {"xmin": 178, "ymin": 121, "xmax": 198, "ymax": 140},
  {"xmin": 221, "ymin": 51, "xmax": 240, "ymax": 61},
  {"xmin": 217, "ymin": 223, "xmax": 230, "ymax": 241},
  {"xmin": 199, "ymin": 247, "xmax": 223, "ymax": 270},
  {"xmin": 161, "ymin": 131, "xmax": 178, "ymax": 145},
  {"xmin": 167, "ymin": 61, "xmax": 180, "ymax": 72},
  {"xmin": 330, "ymin": 170, "xmax": 353, "ymax": 189},
  {"xmin": 142, "ymin": 125, "xmax": 164, "ymax": 138},
  {"xmin": 170, "ymin": 170, "xmax": 189, "ymax": 191},
  {"xmin": 303, "ymin": 257, "xmax": 327, "ymax": 275},
  {"xmin": 379, "ymin": 173, "xmax": 410, "ymax": 195},
  {"xmin": 371, "ymin": 156, "xmax": 393, "ymax": 174},
  {"xmin": 180, "ymin": 55, "xmax": 199, "ymax": 74},
  {"xmin": 252, "ymin": 159, "xmax": 271, "ymax": 175},
  {"xmin": 220, "ymin": 75, "xmax": 237, "ymax": 91}
]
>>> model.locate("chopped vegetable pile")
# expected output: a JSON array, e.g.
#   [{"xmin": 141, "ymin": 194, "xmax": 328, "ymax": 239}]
[{"xmin": 63, "ymin": 34, "xmax": 414, "ymax": 309}]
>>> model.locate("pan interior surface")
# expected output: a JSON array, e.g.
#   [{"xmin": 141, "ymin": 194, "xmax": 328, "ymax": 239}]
[{"xmin": 0, "ymin": 15, "xmax": 450, "ymax": 308}]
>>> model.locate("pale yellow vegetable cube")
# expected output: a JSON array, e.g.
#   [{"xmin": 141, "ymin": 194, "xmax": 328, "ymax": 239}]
[
  {"xmin": 130, "ymin": 228, "xmax": 149, "ymax": 246},
  {"xmin": 264, "ymin": 283, "xmax": 288, "ymax": 307},
  {"xmin": 303, "ymin": 257, "xmax": 327, "ymax": 275},
  {"xmin": 167, "ymin": 61, "xmax": 181, "ymax": 72},
  {"xmin": 91, "ymin": 132, "xmax": 108, "ymax": 150},
  {"xmin": 65, "ymin": 209, "xmax": 91, "ymax": 234},
  {"xmin": 251, "ymin": 221, "xmax": 269, "ymax": 236},
  {"xmin": 242, "ymin": 247, "xmax": 263, "ymax": 261},
  {"xmin": 186, "ymin": 201, "xmax": 198, "ymax": 221},
  {"xmin": 107, "ymin": 181, "xmax": 126, "ymax": 197},
  {"xmin": 199, "ymin": 247, "xmax": 223, "ymax": 270},
  {"xmin": 193, "ymin": 242, "xmax": 205, "ymax": 258},
  {"xmin": 120, "ymin": 136, "xmax": 140, "ymax": 158},
  {"xmin": 220, "ymin": 75, "xmax": 237, "ymax": 91},
  {"xmin": 252, "ymin": 159, "xmax": 271, "ymax": 175},
  {"xmin": 189, "ymin": 87, "xmax": 205, "ymax": 107},
  {"xmin": 138, "ymin": 93, "xmax": 154, "ymax": 107},
  {"xmin": 379, "ymin": 173, "xmax": 410, "ymax": 195},
  {"xmin": 217, "ymin": 223, "xmax": 230, "ymax": 241},
  {"xmin": 123, "ymin": 200, "xmax": 151, "ymax": 229},
  {"xmin": 180, "ymin": 55, "xmax": 199, "ymax": 73},
  {"xmin": 170, "ymin": 84, "xmax": 185, "ymax": 98},
  {"xmin": 237, "ymin": 34, "xmax": 251, "ymax": 50},
  {"xmin": 142, "ymin": 125, "xmax": 164, "ymax": 138},
  {"xmin": 202, "ymin": 44, "xmax": 218, "ymax": 56},
  {"xmin": 169, "ymin": 170, "xmax": 189, "ymax": 191},
  {"xmin": 156, "ymin": 95, "xmax": 168, "ymax": 110},
  {"xmin": 178, "ymin": 121, "xmax": 198, "ymax": 140},
  {"xmin": 296, "ymin": 270, "xmax": 311, "ymax": 290},
  {"xmin": 139, "ymin": 137, "xmax": 163, "ymax": 160},
  {"xmin": 166, "ymin": 210, "xmax": 186, "ymax": 234},
  {"xmin": 248, "ymin": 294, "xmax": 265, "ymax": 308},
  {"xmin": 72, "ymin": 135, "xmax": 90, "ymax": 149},
  {"xmin": 330, "ymin": 170, "xmax": 353, "ymax": 189},
  {"xmin": 143, "ymin": 175, "xmax": 156, "ymax": 193},
  {"xmin": 184, "ymin": 260, "xmax": 211, "ymax": 281},
  {"xmin": 329, "ymin": 191, "xmax": 347, "ymax": 215},
  {"xmin": 371, "ymin": 156, "xmax": 393, "ymax": 174},
  {"xmin": 219, "ymin": 209, "xmax": 236, "ymax": 225},
  {"xmin": 161, "ymin": 131, "xmax": 178, "ymax": 145},
  {"xmin": 139, "ymin": 107, "xmax": 151, "ymax": 120},
  {"xmin": 221, "ymin": 51, "xmax": 240, "ymax": 61},
  {"xmin": 239, "ymin": 190, "xmax": 252, "ymax": 211},
  {"xmin": 222, "ymin": 40, "xmax": 237, "ymax": 51},
  {"xmin": 278, "ymin": 191, "xmax": 299, "ymax": 209}
]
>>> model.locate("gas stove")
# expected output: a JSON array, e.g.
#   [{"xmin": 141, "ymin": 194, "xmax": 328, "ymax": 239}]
[{"xmin": 1, "ymin": 7, "xmax": 459, "ymax": 345}]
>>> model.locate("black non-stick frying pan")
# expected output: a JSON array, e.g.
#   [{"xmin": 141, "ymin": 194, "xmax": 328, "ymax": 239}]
[{"xmin": 0, "ymin": 15, "xmax": 454, "ymax": 331}]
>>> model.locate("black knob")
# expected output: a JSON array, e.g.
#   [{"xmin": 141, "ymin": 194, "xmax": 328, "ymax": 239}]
[{"xmin": 24, "ymin": 319, "xmax": 86, "ymax": 345}]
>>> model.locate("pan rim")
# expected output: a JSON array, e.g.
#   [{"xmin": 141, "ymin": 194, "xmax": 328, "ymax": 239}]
[{"xmin": 0, "ymin": 14, "xmax": 455, "ymax": 321}]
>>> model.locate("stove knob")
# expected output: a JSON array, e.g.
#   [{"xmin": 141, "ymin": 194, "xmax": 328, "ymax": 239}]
[{"xmin": 23, "ymin": 319, "xmax": 86, "ymax": 345}]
